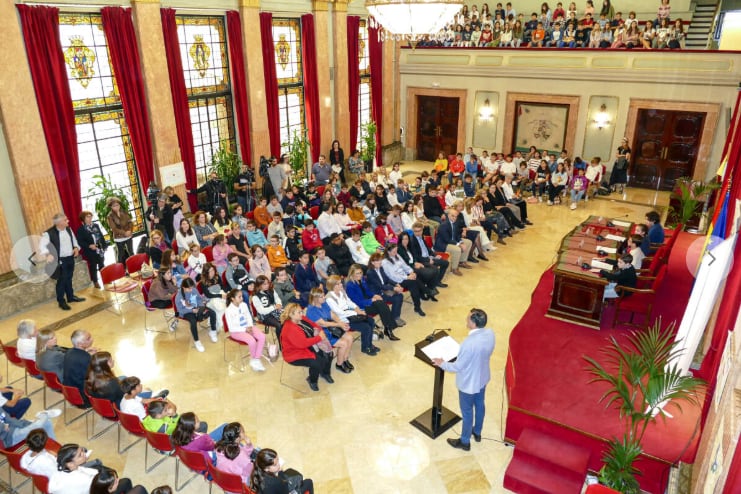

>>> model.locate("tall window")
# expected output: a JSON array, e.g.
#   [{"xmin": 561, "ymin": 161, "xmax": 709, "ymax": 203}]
[
  {"xmin": 176, "ymin": 15, "xmax": 236, "ymax": 183},
  {"xmin": 59, "ymin": 13, "xmax": 144, "ymax": 233},
  {"xmin": 357, "ymin": 20, "xmax": 372, "ymax": 152},
  {"xmin": 273, "ymin": 18, "xmax": 305, "ymax": 155}
]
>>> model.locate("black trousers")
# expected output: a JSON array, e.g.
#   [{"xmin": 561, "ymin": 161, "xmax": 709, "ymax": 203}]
[
  {"xmin": 290, "ymin": 352, "xmax": 332, "ymax": 383},
  {"xmin": 150, "ymin": 299, "xmax": 172, "ymax": 309},
  {"xmin": 509, "ymin": 200, "xmax": 528, "ymax": 221},
  {"xmin": 497, "ymin": 207, "xmax": 523, "ymax": 229},
  {"xmin": 56, "ymin": 256, "xmax": 75, "ymax": 304},
  {"xmin": 114, "ymin": 239, "xmax": 133, "ymax": 266},
  {"xmin": 366, "ymin": 300, "xmax": 396, "ymax": 330},
  {"xmin": 548, "ymin": 185, "xmax": 565, "ymax": 202},
  {"xmin": 83, "ymin": 252, "xmax": 105, "ymax": 284},
  {"xmin": 400, "ymin": 279, "xmax": 423, "ymax": 309},
  {"xmin": 414, "ymin": 266, "xmax": 439, "ymax": 294},
  {"xmin": 182, "ymin": 307, "xmax": 216, "ymax": 341}
]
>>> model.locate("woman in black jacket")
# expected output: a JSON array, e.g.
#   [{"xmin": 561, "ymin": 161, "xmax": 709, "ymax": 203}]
[
  {"xmin": 328, "ymin": 140, "xmax": 345, "ymax": 184},
  {"xmin": 77, "ymin": 211, "xmax": 108, "ymax": 288},
  {"xmin": 250, "ymin": 448, "xmax": 314, "ymax": 494},
  {"xmin": 396, "ymin": 232, "xmax": 439, "ymax": 299}
]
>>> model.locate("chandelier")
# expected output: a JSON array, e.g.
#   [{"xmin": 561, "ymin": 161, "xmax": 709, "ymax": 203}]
[{"xmin": 366, "ymin": 0, "xmax": 463, "ymax": 42}]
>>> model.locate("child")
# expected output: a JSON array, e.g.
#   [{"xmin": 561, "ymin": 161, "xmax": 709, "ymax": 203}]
[
  {"xmin": 185, "ymin": 243, "xmax": 206, "ymax": 281},
  {"xmin": 120, "ymin": 376, "xmax": 170, "ymax": 421},
  {"xmin": 313, "ymin": 246, "xmax": 335, "ymax": 284},
  {"xmin": 266, "ymin": 235, "xmax": 292, "ymax": 273},
  {"xmin": 245, "ymin": 220, "xmax": 268, "ymax": 248},
  {"xmin": 175, "ymin": 277, "xmax": 218, "ymax": 352},
  {"xmin": 301, "ymin": 219, "xmax": 323, "ymax": 254},
  {"xmin": 361, "ymin": 221, "xmax": 383, "ymax": 255},
  {"xmin": 249, "ymin": 245, "xmax": 272, "ymax": 280},
  {"xmin": 374, "ymin": 214, "xmax": 396, "ymax": 246},
  {"xmin": 266, "ymin": 196, "xmax": 283, "ymax": 216},
  {"xmin": 294, "ymin": 251, "xmax": 319, "ymax": 303},
  {"xmin": 273, "ymin": 267, "xmax": 301, "ymax": 306},
  {"xmin": 463, "ymin": 174, "xmax": 477, "ymax": 198},
  {"xmin": 267, "ymin": 211, "xmax": 286, "ymax": 243},
  {"xmin": 337, "ymin": 184, "xmax": 352, "ymax": 207},
  {"xmin": 142, "ymin": 400, "xmax": 180, "ymax": 434},
  {"xmin": 231, "ymin": 204, "xmax": 249, "ymax": 236},
  {"xmin": 283, "ymin": 226, "xmax": 303, "ymax": 262},
  {"xmin": 253, "ymin": 197, "xmax": 271, "ymax": 229},
  {"xmin": 569, "ymin": 168, "xmax": 590, "ymax": 209},
  {"xmin": 585, "ymin": 157, "xmax": 603, "ymax": 199},
  {"xmin": 211, "ymin": 234, "xmax": 232, "ymax": 276},
  {"xmin": 305, "ymin": 183, "xmax": 321, "ymax": 207},
  {"xmin": 225, "ymin": 252, "xmax": 255, "ymax": 302},
  {"xmin": 294, "ymin": 202, "xmax": 312, "ymax": 230}
]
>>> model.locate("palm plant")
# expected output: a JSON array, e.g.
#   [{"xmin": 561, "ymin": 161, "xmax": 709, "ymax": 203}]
[
  {"xmin": 360, "ymin": 120, "xmax": 377, "ymax": 165},
  {"xmin": 282, "ymin": 129, "xmax": 310, "ymax": 185},
  {"xmin": 668, "ymin": 177, "xmax": 720, "ymax": 229},
  {"xmin": 583, "ymin": 319, "xmax": 706, "ymax": 493},
  {"xmin": 210, "ymin": 142, "xmax": 243, "ymax": 199}
]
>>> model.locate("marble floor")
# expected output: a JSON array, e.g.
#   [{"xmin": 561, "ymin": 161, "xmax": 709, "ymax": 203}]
[{"xmin": 0, "ymin": 164, "xmax": 671, "ymax": 494}]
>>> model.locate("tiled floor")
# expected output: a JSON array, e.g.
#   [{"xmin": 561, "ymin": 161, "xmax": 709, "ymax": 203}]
[{"xmin": 0, "ymin": 163, "xmax": 671, "ymax": 494}]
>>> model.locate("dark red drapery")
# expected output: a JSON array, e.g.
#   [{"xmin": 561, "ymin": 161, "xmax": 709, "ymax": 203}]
[
  {"xmin": 301, "ymin": 14, "xmax": 321, "ymax": 164},
  {"xmin": 160, "ymin": 8, "xmax": 198, "ymax": 212},
  {"xmin": 346, "ymin": 16, "xmax": 360, "ymax": 153},
  {"xmin": 368, "ymin": 19, "xmax": 384, "ymax": 167},
  {"xmin": 17, "ymin": 5, "xmax": 82, "ymax": 230},
  {"xmin": 226, "ymin": 11, "xmax": 253, "ymax": 167},
  {"xmin": 101, "ymin": 7, "xmax": 155, "ymax": 200},
  {"xmin": 260, "ymin": 12, "xmax": 281, "ymax": 157}
]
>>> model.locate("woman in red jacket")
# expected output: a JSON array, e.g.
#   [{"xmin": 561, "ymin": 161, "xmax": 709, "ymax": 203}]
[{"xmin": 279, "ymin": 303, "xmax": 334, "ymax": 392}]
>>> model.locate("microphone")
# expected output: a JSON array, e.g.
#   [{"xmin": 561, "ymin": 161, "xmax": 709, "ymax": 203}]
[{"xmin": 426, "ymin": 327, "xmax": 451, "ymax": 342}]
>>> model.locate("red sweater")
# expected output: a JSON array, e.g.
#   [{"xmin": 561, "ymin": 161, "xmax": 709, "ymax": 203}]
[
  {"xmin": 301, "ymin": 228, "xmax": 323, "ymax": 254},
  {"xmin": 281, "ymin": 317, "xmax": 322, "ymax": 362}
]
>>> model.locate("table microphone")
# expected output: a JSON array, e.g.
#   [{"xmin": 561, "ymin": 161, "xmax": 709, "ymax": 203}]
[{"xmin": 426, "ymin": 328, "xmax": 451, "ymax": 342}]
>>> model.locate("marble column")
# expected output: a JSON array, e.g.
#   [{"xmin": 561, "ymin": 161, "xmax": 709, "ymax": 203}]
[
  {"xmin": 130, "ymin": 0, "xmax": 187, "ymax": 208},
  {"xmin": 312, "ymin": 1, "xmax": 332, "ymax": 155},
  {"xmin": 331, "ymin": 0, "xmax": 350, "ymax": 152},
  {"xmin": 0, "ymin": 0, "xmax": 63, "ymax": 242}
]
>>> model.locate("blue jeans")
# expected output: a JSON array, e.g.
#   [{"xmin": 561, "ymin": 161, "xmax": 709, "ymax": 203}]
[
  {"xmin": 459, "ymin": 386, "xmax": 486, "ymax": 445},
  {"xmin": 571, "ymin": 189, "xmax": 585, "ymax": 203},
  {"xmin": 208, "ymin": 423, "xmax": 228, "ymax": 441},
  {"xmin": 10, "ymin": 416, "xmax": 56, "ymax": 445},
  {"xmin": 2, "ymin": 390, "xmax": 31, "ymax": 419}
]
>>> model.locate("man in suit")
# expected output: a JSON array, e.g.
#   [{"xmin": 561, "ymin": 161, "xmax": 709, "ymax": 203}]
[
  {"xmin": 433, "ymin": 209, "xmax": 472, "ymax": 276},
  {"xmin": 62, "ymin": 329, "xmax": 97, "ymax": 407},
  {"xmin": 39, "ymin": 213, "xmax": 86, "ymax": 311},
  {"xmin": 366, "ymin": 253, "xmax": 405, "ymax": 327},
  {"xmin": 433, "ymin": 308, "xmax": 496, "ymax": 451},
  {"xmin": 409, "ymin": 222, "xmax": 449, "ymax": 287}
]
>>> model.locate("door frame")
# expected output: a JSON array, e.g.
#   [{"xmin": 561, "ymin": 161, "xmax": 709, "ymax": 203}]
[
  {"xmin": 625, "ymin": 99, "xmax": 721, "ymax": 182},
  {"xmin": 406, "ymin": 87, "xmax": 467, "ymax": 160}
]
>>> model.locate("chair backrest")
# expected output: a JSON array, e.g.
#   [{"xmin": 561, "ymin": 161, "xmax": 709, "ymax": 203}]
[
  {"xmin": 100, "ymin": 263, "xmax": 126, "ymax": 285},
  {"xmin": 171, "ymin": 241, "xmax": 179, "ymax": 255},
  {"xmin": 144, "ymin": 429, "xmax": 174, "ymax": 453},
  {"xmin": 142, "ymin": 279, "xmax": 153, "ymax": 305},
  {"xmin": 202, "ymin": 246, "xmax": 214, "ymax": 262},
  {"xmin": 171, "ymin": 293, "xmax": 181, "ymax": 317},
  {"xmin": 207, "ymin": 463, "xmax": 245, "ymax": 493},
  {"xmin": 22, "ymin": 357, "xmax": 41, "ymax": 376},
  {"xmin": 316, "ymin": 185, "xmax": 326, "ymax": 197},
  {"xmin": 40, "ymin": 371, "xmax": 63, "ymax": 392},
  {"xmin": 222, "ymin": 314, "xmax": 231, "ymax": 334},
  {"xmin": 309, "ymin": 206, "xmax": 319, "ymax": 220},
  {"xmin": 113, "ymin": 405, "xmax": 146, "ymax": 437},
  {"xmin": 2, "ymin": 446, "xmax": 29, "ymax": 474},
  {"xmin": 31, "ymin": 473, "xmax": 49, "ymax": 493},
  {"xmin": 0, "ymin": 340, "xmax": 24, "ymax": 366},
  {"xmin": 126, "ymin": 253, "xmax": 150, "ymax": 275},
  {"xmin": 652, "ymin": 264, "xmax": 668, "ymax": 292},
  {"xmin": 61, "ymin": 384, "xmax": 86, "ymax": 407},
  {"xmin": 175, "ymin": 446, "xmax": 210, "ymax": 473},
  {"xmin": 87, "ymin": 394, "xmax": 118, "ymax": 420}
]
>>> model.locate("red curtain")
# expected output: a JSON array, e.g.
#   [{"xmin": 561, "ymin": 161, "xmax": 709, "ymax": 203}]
[
  {"xmin": 101, "ymin": 7, "xmax": 155, "ymax": 199},
  {"xmin": 301, "ymin": 14, "xmax": 321, "ymax": 164},
  {"xmin": 160, "ymin": 8, "xmax": 198, "ymax": 212},
  {"xmin": 346, "ymin": 16, "xmax": 360, "ymax": 153},
  {"xmin": 260, "ymin": 12, "xmax": 281, "ymax": 157},
  {"xmin": 368, "ymin": 19, "xmax": 384, "ymax": 167},
  {"xmin": 17, "ymin": 5, "xmax": 82, "ymax": 230},
  {"xmin": 226, "ymin": 11, "xmax": 253, "ymax": 167}
]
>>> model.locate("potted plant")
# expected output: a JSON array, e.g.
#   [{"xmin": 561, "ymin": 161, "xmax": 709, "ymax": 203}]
[
  {"xmin": 360, "ymin": 120, "xmax": 377, "ymax": 173},
  {"xmin": 282, "ymin": 129, "xmax": 310, "ymax": 185},
  {"xmin": 583, "ymin": 320, "xmax": 705, "ymax": 493},
  {"xmin": 209, "ymin": 142, "xmax": 243, "ymax": 202},
  {"xmin": 89, "ymin": 174, "xmax": 131, "ymax": 231},
  {"xmin": 667, "ymin": 177, "xmax": 720, "ymax": 232}
]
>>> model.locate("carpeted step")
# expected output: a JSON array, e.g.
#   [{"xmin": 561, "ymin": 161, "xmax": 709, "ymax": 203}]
[{"xmin": 503, "ymin": 429, "xmax": 591, "ymax": 494}]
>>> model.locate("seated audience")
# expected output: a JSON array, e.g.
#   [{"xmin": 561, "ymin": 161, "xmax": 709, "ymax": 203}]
[
  {"xmin": 170, "ymin": 411, "xmax": 226, "ymax": 455},
  {"xmin": 213, "ymin": 422, "xmax": 256, "ymax": 484},
  {"xmin": 645, "ymin": 210, "xmax": 665, "ymax": 254},
  {"xmin": 324, "ymin": 276, "xmax": 378, "ymax": 356},
  {"xmin": 249, "ymin": 245, "xmax": 272, "ymax": 279},
  {"xmin": 382, "ymin": 243, "xmax": 427, "ymax": 317},
  {"xmin": 250, "ymin": 448, "xmax": 314, "ymax": 494},
  {"xmin": 280, "ymin": 303, "xmax": 334, "ymax": 392},
  {"xmin": 62, "ymin": 329, "xmax": 97, "ymax": 406},
  {"xmin": 345, "ymin": 264, "xmax": 400, "ymax": 340},
  {"xmin": 148, "ymin": 268, "xmax": 178, "ymax": 310},
  {"xmin": 16, "ymin": 319, "xmax": 38, "ymax": 360},
  {"xmin": 36, "ymin": 329, "xmax": 68, "ymax": 382},
  {"xmin": 175, "ymin": 278, "xmax": 218, "ymax": 353},
  {"xmin": 225, "ymin": 289, "xmax": 267, "ymax": 372},
  {"xmin": 252, "ymin": 275, "xmax": 283, "ymax": 331},
  {"xmin": 90, "ymin": 467, "xmax": 147, "ymax": 494}
]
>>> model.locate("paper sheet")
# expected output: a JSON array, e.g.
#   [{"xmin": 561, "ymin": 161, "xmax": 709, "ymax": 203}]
[
  {"xmin": 605, "ymin": 234, "xmax": 626, "ymax": 242},
  {"xmin": 421, "ymin": 335, "xmax": 460, "ymax": 362},
  {"xmin": 591, "ymin": 259, "xmax": 614, "ymax": 271},
  {"xmin": 595, "ymin": 246, "xmax": 617, "ymax": 254},
  {"xmin": 612, "ymin": 219, "xmax": 631, "ymax": 228}
]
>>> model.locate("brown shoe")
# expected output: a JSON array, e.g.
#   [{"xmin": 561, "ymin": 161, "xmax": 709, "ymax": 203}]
[
  {"xmin": 459, "ymin": 263, "xmax": 473, "ymax": 269},
  {"xmin": 451, "ymin": 269, "xmax": 463, "ymax": 276}
]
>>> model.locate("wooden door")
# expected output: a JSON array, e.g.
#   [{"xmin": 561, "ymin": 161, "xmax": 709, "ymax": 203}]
[
  {"xmin": 416, "ymin": 96, "xmax": 459, "ymax": 161},
  {"xmin": 630, "ymin": 109, "xmax": 705, "ymax": 191}
]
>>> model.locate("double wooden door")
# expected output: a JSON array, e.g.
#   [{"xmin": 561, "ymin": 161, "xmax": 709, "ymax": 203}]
[
  {"xmin": 416, "ymin": 96, "xmax": 459, "ymax": 161},
  {"xmin": 629, "ymin": 109, "xmax": 705, "ymax": 191}
]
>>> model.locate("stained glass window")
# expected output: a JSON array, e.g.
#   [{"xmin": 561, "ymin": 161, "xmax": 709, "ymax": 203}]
[
  {"xmin": 273, "ymin": 18, "xmax": 306, "ymax": 155},
  {"xmin": 59, "ymin": 13, "xmax": 144, "ymax": 234},
  {"xmin": 176, "ymin": 15, "xmax": 236, "ymax": 182},
  {"xmin": 358, "ymin": 20, "xmax": 372, "ymax": 152}
]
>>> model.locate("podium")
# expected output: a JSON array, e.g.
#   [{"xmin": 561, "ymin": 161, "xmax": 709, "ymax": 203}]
[{"xmin": 409, "ymin": 332, "xmax": 461, "ymax": 439}]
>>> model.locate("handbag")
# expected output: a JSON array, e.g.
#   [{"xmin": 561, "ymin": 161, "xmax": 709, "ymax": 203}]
[
  {"xmin": 347, "ymin": 314, "xmax": 368, "ymax": 324},
  {"xmin": 328, "ymin": 326, "xmax": 345, "ymax": 339},
  {"xmin": 140, "ymin": 262, "xmax": 155, "ymax": 279},
  {"xmin": 280, "ymin": 468, "xmax": 304, "ymax": 494}
]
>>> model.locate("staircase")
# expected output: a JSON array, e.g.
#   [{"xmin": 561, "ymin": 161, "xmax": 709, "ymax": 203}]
[
  {"xmin": 685, "ymin": 0, "xmax": 719, "ymax": 49},
  {"xmin": 503, "ymin": 428, "xmax": 591, "ymax": 494}
]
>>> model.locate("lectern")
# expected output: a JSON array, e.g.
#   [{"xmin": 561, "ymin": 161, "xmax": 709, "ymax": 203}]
[{"xmin": 409, "ymin": 332, "xmax": 461, "ymax": 439}]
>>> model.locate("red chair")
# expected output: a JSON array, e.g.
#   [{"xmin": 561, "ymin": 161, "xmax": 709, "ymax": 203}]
[
  {"xmin": 85, "ymin": 393, "xmax": 118, "ymax": 440},
  {"xmin": 309, "ymin": 206, "xmax": 319, "ymax": 220},
  {"xmin": 19, "ymin": 358, "xmax": 45, "ymax": 398},
  {"xmin": 60, "ymin": 384, "xmax": 91, "ymax": 425},
  {"xmin": 142, "ymin": 279, "xmax": 177, "ymax": 334},
  {"xmin": 171, "ymin": 241, "xmax": 179, "ymax": 255},
  {"xmin": 31, "ymin": 473, "xmax": 49, "ymax": 494},
  {"xmin": 222, "ymin": 314, "xmax": 250, "ymax": 364},
  {"xmin": 246, "ymin": 211, "xmax": 254, "ymax": 220},
  {"xmin": 39, "ymin": 371, "xmax": 65, "ymax": 409},
  {"xmin": 1, "ymin": 445, "xmax": 32, "ymax": 490},
  {"xmin": 207, "ymin": 462, "xmax": 247, "ymax": 494},
  {"xmin": 175, "ymin": 446, "xmax": 213, "ymax": 492},
  {"xmin": 202, "ymin": 245, "xmax": 214, "ymax": 262},
  {"xmin": 100, "ymin": 263, "xmax": 139, "ymax": 308},
  {"xmin": 113, "ymin": 404, "xmax": 146, "ymax": 454},
  {"xmin": 638, "ymin": 245, "xmax": 669, "ymax": 277},
  {"xmin": 143, "ymin": 429, "xmax": 176, "ymax": 473},
  {"xmin": 0, "ymin": 340, "xmax": 28, "ymax": 390},
  {"xmin": 423, "ymin": 235, "xmax": 450, "ymax": 261},
  {"xmin": 125, "ymin": 253, "xmax": 150, "ymax": 281},
  {"xmin": 612, "ymin": 264, "xmax": 667, "ymax": 328},
  {"xmin": 316, "ymin": 185, "xmax": 326, "ymax": 197}
]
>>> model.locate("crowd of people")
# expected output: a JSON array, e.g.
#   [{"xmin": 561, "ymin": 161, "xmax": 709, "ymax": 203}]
[{"xmin": 414, "ymin": 0, "xmax": 686, "ymax": 50}]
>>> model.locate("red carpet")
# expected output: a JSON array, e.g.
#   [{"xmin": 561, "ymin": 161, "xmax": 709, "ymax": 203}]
[{"xmin": 505, "ymin": 232, "xmax": 704, "ymax": 494}]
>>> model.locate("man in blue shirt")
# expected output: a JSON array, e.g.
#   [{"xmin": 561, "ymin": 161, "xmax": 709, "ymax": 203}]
[
  {"xmin": 645, "ymin": 211, "xmax": 665, "ymax": 255},
  {"xmin": 433, "ymin": 308, "xmax": 496, "ymax": 450}
]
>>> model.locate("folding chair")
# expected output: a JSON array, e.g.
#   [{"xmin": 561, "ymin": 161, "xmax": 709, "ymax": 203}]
[
  {"xmin": 85, "ymin": 393, "xmax": 119, "ymax": 440},
  {"xmin": 39, "ymin": 371, "xmax": 65, "ymax": 409},
  {"xmin": 174, "ymin": 446, "xmax": 213, "ymax": 492},
  {"xmin": 207, "ymin": 462, "xmax": 247, "ymax": 494},
  {"xmin": 113, "ymin": 404, "xmax": 146, "ymax": 454},
  {"xmin": 19, "ymin": 357, "xmax": 45, "ymax": 398},
  {"xmin": 1, "ymin": 445, "xmax": 32, "ymax": 491},
  {"xmin": 100, "ymin": 263, "xmax": 140, "ymax": 311},
  {"xmin": 0, "ymin": 340, "xmax": 27, "ymax": 390},
  {"xmin": 143, "ymin": 429, "xmax": 176, "ymax": 473},
  {"xmin": 60, "ymin": 384, "xmax": 91, "ymax": 425},
  {"xmin": 142, "ymin": 280, "xmax": 177, "ymax": 334}
]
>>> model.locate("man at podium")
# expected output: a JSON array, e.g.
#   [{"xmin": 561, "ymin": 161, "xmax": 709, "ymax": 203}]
[{"xmin": 433, "ymin": 308, "xmax": 496, "ymax": 451}]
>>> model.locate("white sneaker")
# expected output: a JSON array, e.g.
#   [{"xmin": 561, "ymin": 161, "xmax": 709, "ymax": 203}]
[
  {"xmin": 585, "ymin": 195, "xmax": 589, "ymax": 202},
  {"xmin": 547, "ymin": 200, "xmax": 553, "ymax": 206},
  {"xmin": 570, "ymin": 203, "xmax": 577, "ymax": 210},
  {"xmin": 209, "ymin": 330, "xmax": 218, "ymax": 343},
  {"xmin": 36, "ymin": 408, "xmax": 62, "ymax": 420},
  {"xmin": 194, "ymin": 341, "xmax": 205, "ymax": 352},
  {"xmin": 250, "ymin": 358, "xmax": 265, "ymax": 372},
  {"xmin": 169, "ymin": 320, "xmax": 178, "ymax": 332},
  {"xmin": 538, "ymin": 196, "xmax": 543, "ymax": 203}
]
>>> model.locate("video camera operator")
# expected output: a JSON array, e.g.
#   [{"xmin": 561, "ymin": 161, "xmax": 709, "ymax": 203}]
[
  {"xmin": 188, "ymin": 170, "xmax": 227, "ymax": 214},
  {"xmin": 235, "ymin": 162, "xmax": 256, "ymax": 212}
]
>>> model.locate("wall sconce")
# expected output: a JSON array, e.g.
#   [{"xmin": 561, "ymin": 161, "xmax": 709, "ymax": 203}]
[
  {"xmin": 592, "ymin": 104, "xmax": 611, "ymax": 130},
  {"xmin": 479, "ymin": 98, "xmax": 494, "ymax": 121}
]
